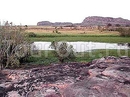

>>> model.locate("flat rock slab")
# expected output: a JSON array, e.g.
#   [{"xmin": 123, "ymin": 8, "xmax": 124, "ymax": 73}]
[{"xmin": 0, "ymin": 56, "xmax": 130, "ymax": 97}]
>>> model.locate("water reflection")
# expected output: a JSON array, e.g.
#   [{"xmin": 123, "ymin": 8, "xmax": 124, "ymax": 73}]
[
  {"xmin": 32, "ymin": 42, "xmax": 130, "ymax": 52},
  {"xmin": 118, "ymin": 43, "xmax": 130, "ymax": 48}
]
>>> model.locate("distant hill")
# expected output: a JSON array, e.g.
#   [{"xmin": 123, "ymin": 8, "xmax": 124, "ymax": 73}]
[
  {"xmin": 37, "ymin": 21, "xmax": 53, "ymax": 26},
  {"xmin": 37, "ymin": 16, "xmax": 130, "ymax": 26},
  {"xmin": 82, "ymin": 16, "xmax": 130, "ymax": 26},
  {"xmin": 37, "ymin": 21, "xmax": 73, "ymax": 27}
]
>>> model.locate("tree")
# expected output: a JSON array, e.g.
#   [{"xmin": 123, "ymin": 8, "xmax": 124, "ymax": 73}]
[
  {"xmin": 107, "ymin": 23, "xmax": 112, "ymax": 27},
  {"xmin": 125, "ymin": 24, "xmax": 130, "ymax": 27},
  {"xmin": 116, "ymin": 27, "xmax": 130, "ymax": 37},
  {"xmin": 49, "ymin": 41, "xmax": 75, "ymax": 63},
  {"xmin": 0, "ymin": 21, "xmax": 31, "ymax": 69},
  {"xmin": 115, "ymin": 24, "xmax": 121, "ymax": 27}
]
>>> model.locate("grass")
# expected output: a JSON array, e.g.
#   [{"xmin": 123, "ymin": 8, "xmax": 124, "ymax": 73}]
[
  {"xmin": 26, "ymin": 50, "xmax": 58, "ymax": 65},
  {"xmin": 28, "ymin": 34, "xmax": 130, "ymax": 43},
  {"xmin": 24, "ymin": 27, "xmax": 130, "ymax": 65},
  {"xmin": 25, "ymin": 28, "xmax": 130, "ymax": 43},
  {"xmin": 26, "ymin": 49, "xmax": 130, "ymax": 65},
  {"xmin": 25, "ymin": 27, "xmax": 119, "ymax": 35}
]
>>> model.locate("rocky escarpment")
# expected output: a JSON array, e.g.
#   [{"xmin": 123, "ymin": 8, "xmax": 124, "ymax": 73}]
[
  {"xmin": 82, "ymin": 16, "xmax": 130, "ymax": 26},
  {"xmin": 0, "ymin": 56, "xmax": 130, "ymax": 97},
  {"xmin": 37, "ymin": 16, "xmax": 130, "ymax": 26},
  {"xmin": 37, "ymin": 21, "xmax": 73, "ymax": 27}
]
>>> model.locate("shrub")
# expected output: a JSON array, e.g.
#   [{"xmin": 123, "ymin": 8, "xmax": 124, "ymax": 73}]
[
  {"xmin": 0, "ymin": 22, "xmax": 31, "ymax": 69},
  {"xmin": 53, "ymin": 29, "xmax": 61, "ymax": 34},
  {"xmin": 27, "ymin": 32, "xmax": 37, "ymax": 37},
  {"xmin": 116, "ymin": 27, "xmax": 130, "ymax": 37},
  {"xmin": 107, "ymin": 23, "xmax": 112, "ymax": 27},
  {"xmin": 115, "ymin": 24, "xmax": 121, "ymax": 27},
  {"xmin": 49, "ymin": 41, "xmax": 75, "ymax": 63},
  {"xmin": 55, "ymin": 29, "xmax": 61, "ymax": 34},
  {"xmin": 52, "ymin": 27, "xmax": 61, "ymax": 34}
]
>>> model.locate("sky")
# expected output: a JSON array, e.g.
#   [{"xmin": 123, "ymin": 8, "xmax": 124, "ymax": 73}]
[{"xmin": 0, "ymin": 0, "xmax": 130, "ymax": 25}]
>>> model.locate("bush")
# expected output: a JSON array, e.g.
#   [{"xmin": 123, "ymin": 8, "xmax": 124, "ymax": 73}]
[
  {"xmin": 0, "ymin": 22, "xmax": 31, "ymax": 69},
  {"xmin": 55, "ymin": 29, "xmax": 61, "ymax": 34},
  {"xmin": 27, "ymin": 32, "xmax": 37, "ymax": 37},
  {"xmin": 52, "ymin": 27, "xmax": 61, "ymax": 34},
  {"xmin": 116, "ymin": 27, "xmax": 130, "ymax": 37},
  {"xmin": 49, "ymin": 41, "xmax": 75, "ymax": 63}
]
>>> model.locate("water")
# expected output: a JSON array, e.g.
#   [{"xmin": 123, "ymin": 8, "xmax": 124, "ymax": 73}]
[{"xmin": 32, "ymin": 41, "xmax": 130, "ymax": 52}]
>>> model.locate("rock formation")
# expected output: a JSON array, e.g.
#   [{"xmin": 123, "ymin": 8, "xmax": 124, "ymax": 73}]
[
  {"xmin": 0, "ymin": 56, "xmax": 130, "ymax": 97},
  {"xmin": 37, "ymin": 21, "xmax": 73, "ymax": 27},
  {"xmin": 37, "ymin": 16, "xmax": 130, "ymax": 27},
  {"xmin": 82, "ymin": 16, "xmax": 130, "ymax": 26}
]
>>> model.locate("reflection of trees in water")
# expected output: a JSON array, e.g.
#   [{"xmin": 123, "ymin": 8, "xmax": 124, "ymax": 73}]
[
  {"xmin": 118, "ymin": 43, "xmax": 130, "ymax": 48},
  {"xmin": 128, "ymin": 43, "xmax": 130, "ymax": 47}
]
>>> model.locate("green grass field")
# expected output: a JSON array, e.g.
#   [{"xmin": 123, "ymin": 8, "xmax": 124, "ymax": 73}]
[
  {"xmin": 28, "ymin": 34, "xmax": 130, "ymax": 43},
  {"xmin": 26, "ymin": 49, "xmax": 130, "ymax": 65},
  {"xmin": 25, "ymin": 29, "xmax": 130, "ymax": 65},
  {"xmin": 25, "ymin": 28, "xmax": 130, "ymax": 43}
]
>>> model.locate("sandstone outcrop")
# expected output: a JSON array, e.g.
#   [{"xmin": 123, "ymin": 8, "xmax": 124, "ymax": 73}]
[
  {"xmin": 37, "ymin": 21, "xmax": 73, "ymax": 27},
  {"xmin": 37, "ymin": 16, "xmax": 130, "ymax": 26},
  {"xmin": 0, "ymin": 56, "xmax": 130, "ymax": 97},
  {"xmin": 82, "ymin": 16, "xmax": 130, "ymax": 26}
]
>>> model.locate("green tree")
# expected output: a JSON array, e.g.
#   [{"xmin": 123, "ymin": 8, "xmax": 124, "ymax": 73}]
[{"xmin": 50, "ymin": 41, "xmax": 75, "ymax": 63}]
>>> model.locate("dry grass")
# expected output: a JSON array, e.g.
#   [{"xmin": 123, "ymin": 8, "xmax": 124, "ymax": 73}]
[{"xmin": 25, "ymin": 26, "xmax": 120, "ymax": 35}]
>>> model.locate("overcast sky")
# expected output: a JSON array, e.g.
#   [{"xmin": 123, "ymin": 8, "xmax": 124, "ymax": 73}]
[{"xmin": 0, "ymin": 0, "xmax": 130, "ymax": 25}]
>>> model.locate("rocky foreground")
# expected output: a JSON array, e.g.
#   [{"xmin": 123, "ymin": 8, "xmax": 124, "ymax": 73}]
[{"xmin": 0, "ymin": 56, "xmax": 130, "ymax": 97}]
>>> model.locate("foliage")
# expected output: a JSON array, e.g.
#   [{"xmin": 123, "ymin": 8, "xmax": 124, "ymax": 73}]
[
  {"xmin": 29, "ymin": 34, "xmax": 130, "ymax": 43},
  {"xmin": 115, "ymin": 24, "xmax": 121, "ymax": 27},
  {"xmin": 25, "ymin": 49, "xmax": 130, "ymax": 65},
  {"xmin": 0, "ymin": 22, "xmax": 30, "ymax": 69},
  {"xmin": 26, "ymin": 50, "xmax": 58, "ymax": 65},
  {"xmin": 52, "ymin": 27, "xmax": 61, "ymax": 34},
  {"xmin": 107, "ymin": 23, "xmax": 112, "ymax": 27},
  {"xmin": 53, "ymin": 29, "xmax": 61, "ymax": 34},
  {"xmin": 116, "ymin": 27, "xmax": 130, "ymax": 37},
  {"xmin": 49, "ymin": 41, "xmax": 75, "ymax": 63},
  {"xmin": 27, "ymin": 32, "xmax": 37, "ymax": 37},
  {"xmin": 55, "ymin": 30, "xmax": 61, "ymax": 34},
  {"xmin": 125, "ymin": 25, "xmax": 130, "ymax": 27}
]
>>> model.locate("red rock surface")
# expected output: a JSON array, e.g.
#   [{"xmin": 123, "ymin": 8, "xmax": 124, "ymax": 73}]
[{"xmin": 0, "ymin": 56, "xmax": 130, "ymax": 97}]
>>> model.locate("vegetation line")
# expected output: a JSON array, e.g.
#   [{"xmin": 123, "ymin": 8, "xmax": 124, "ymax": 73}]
[{"xmin": 27, "ymin": 49, "xmax": 130, "ymax": 65}]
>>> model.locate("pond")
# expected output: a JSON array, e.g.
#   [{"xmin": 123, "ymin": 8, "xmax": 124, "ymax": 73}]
[{"xmin": 32, "ymin": 42, "xmax": 130, "ymax": 52}]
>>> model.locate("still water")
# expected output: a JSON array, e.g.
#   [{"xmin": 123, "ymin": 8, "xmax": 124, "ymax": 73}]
[{"xmin": 32, "ymin": 42, "xmax": 130, "ymax": 52}]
